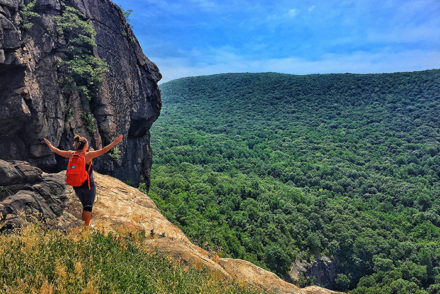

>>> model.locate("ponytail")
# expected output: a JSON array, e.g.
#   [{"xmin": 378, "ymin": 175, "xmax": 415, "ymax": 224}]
[
  {"xmin": 73, "ymin": 135, "xmax": 88, "ymax": 151},
  {"xmin": 77, "ymin": 140, "xmax": 85, "ymax": 151}
]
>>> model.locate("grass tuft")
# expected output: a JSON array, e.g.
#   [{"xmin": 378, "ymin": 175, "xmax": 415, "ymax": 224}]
[{"xmin": 0, "ymin": 223, "xmax": 262, "ymax": 294}]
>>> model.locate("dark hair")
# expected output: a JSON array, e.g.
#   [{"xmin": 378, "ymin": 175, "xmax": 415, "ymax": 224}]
[{"xmin": 74, "ymin": 135, "xmax": 88, "ymax": 151}]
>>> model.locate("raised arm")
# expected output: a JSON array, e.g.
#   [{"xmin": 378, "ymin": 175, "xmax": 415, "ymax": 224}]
[
  {"xmin": 43, "ymin": 138, "xmax": 73, "ymax": 158},
  {"xmin": 87, "ymin": 135, "xmax": 123, "ymax": 160}
]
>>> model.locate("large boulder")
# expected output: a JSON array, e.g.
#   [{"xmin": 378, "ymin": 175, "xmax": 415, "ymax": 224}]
[{"xmin": 0, "ymin": 160, "xmax": 75, "ymax": 231}]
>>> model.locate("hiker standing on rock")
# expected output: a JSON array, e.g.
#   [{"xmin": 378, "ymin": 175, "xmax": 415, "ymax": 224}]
[{"xmin": 43, "ymin": 134, "xmax": 123, "ymax": 226}]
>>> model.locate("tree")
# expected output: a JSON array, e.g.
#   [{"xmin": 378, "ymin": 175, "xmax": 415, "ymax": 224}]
[
  {"xmin": 264, "ymin": 245, "xmax": 291, "ymax": 278},
  {"xmin": 335, "ymin": 274, "xmax": 351, "ymax": 291}
]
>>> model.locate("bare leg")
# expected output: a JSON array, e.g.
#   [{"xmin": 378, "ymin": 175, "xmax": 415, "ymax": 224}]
[{"xmin": 82, "ymin": 211, "xmax": 92, "ymax": 226}]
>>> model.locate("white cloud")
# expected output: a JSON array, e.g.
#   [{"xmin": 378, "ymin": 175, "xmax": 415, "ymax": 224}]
[
  {"xmin": 152, "ymin": 49, "xmax": 440, "ymax": 83},
  {"xmin": 265, "ymin": 8, "xmax": 299, "ymax": 22},
  {"xmin": 190, "ymin": 0, "xmax": 217, "ymax": 10},
  {"xmin": 287, "ymin": 8, "xmax": 298, "ymax": 18},
  {"xmin": 308, "ymin": 5, "xmax": 316, "ymax": 12}
]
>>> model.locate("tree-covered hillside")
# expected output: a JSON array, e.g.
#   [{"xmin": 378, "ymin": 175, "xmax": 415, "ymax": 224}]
[{"xmin": 145, "ymin": 70, "xmax": 440, "ymax": 293}]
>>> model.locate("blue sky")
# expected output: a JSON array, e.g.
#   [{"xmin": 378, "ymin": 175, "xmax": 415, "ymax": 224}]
[{"xmin": 112, "ymin": 0, "xmax": 440, "ymax": 83}]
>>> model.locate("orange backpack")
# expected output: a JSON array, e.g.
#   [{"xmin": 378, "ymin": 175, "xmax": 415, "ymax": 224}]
[{"xmin": 66, "ymin": 151, "xmax": 91, "ymax": 189}]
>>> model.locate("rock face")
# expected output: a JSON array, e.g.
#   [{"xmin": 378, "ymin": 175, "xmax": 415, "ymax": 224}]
[
  {"xmin": 0, "ymin": 0, "xmax": 161, "ymax": 188},
  {"xmin": 0, "ymin": 159, "xmax": 75, "ymax": 231},
  {"xmin": 290, "ymin": 256, "xmax": 340, "ymax": 289}
]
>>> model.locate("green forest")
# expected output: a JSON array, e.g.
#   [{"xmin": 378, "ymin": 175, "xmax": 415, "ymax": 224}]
[{"xmin": 143, "ymin": 70, "xmax": 440, "ymax": 293}]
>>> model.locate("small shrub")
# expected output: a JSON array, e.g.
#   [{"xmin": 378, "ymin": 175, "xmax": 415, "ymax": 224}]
[
  {"xmin": 110, "ymin": 146, "xmax": 120, "ymax": 160},
  {"xmin": 122, "ymin": 31, "xmax": 136, "ymax": 44},
  {"xmin": 122, "ymin": 8, "xmax": 133, "ymax": 23},
  {"xmin": 81, "ymin": 112, "xmax": 96, "ymax": 134}
]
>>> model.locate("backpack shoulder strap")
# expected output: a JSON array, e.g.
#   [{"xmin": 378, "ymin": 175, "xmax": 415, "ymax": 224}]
[{"xmin": 86, "ymin": 161, "xmax": 92, "ymax": 190}]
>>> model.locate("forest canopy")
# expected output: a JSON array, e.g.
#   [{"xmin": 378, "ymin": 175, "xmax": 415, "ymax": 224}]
[{"xmin": 144, "ymin": 70, "xmax": 440, "ymax": 293}]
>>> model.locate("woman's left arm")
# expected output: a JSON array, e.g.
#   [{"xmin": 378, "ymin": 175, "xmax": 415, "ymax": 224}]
[
  {"xmin": 44, "ymin": 138, "xmax": 73, "ymax": 158},
  {"xmin": 87, "ymin": 135, "xmax": 123, "ymax": 160}
]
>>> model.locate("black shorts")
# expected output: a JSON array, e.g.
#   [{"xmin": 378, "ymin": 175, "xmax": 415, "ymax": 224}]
[{"xmin": 73, "ymin": 176, "xmax": 96, "ymax": 212}]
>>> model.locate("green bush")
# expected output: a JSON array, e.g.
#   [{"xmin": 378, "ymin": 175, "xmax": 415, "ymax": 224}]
[
  {"xmin": 55, "ymin": 4, "xmax": 108, "ymax": 101},
  {"xmin": 20, "ymin": 0, "xmax": 40, "ymax": 30},
  {"xmin": 122, "ymin": 8, "xmax": 133, "ymax": 23},
  {"xmin": 110, "ymin": 146, "xmax": 121, "ymax": 160},
  {"xmin": 81, "ymin": 112, "xmax": 96, "ymax": 134},
  {"xmin": 335, "ymin": 274, "xmax": 350, "ymax": 291}
]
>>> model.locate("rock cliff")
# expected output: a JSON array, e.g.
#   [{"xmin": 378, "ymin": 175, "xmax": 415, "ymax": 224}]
[
  {"xmin": 0, "ymin": 160, "xmax": 342, "ymax": 294},
  {"xmin": 0, "ymin": 0, "xmax": 161, "ymax": 188}
]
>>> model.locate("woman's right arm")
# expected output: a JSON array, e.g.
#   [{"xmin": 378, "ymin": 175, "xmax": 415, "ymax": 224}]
[{"xmin": 44, "ymin": 138, "xmax": 73, "ymax": 158}]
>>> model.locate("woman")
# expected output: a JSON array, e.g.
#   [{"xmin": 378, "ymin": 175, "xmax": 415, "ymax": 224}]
[{"xmin": 43, "ymin": 134, "xmax": 123, "ymax": 226}]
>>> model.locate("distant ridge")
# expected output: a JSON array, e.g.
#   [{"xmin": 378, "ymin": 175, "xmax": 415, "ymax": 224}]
[{"xmin": 163, "ymin": 69, "xmax": 440, "ymax": 84}]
